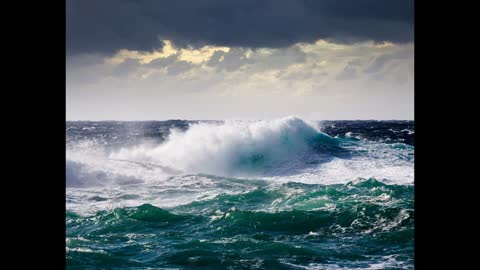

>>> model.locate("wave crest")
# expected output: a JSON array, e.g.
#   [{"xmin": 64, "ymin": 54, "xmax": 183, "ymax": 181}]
[{"xmin": 110, "ymin": 116, "xmax": 338, "ymax": 176}]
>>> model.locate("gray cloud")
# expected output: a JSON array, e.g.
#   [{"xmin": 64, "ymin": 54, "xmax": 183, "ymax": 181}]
[
  {"xmin": 147, "ymin": 54, "xmax": 179, "ymax": 68},
  {"xmin": 207, "ymin": 48, "xmax": 253, "ymax": 71},
  {"xmin": 67, "ymin": 0, "xmax": 413, "ymax": 55},
  {"xmin": 336, "ymin": 63, "xmax": 358, "ymax": 81},
  {"xmin": 166, "ymin": 61, "xmax": 195, "ymax": 76},
  {"xmin": 364, "ymin": 47, "xmax": 414, "ymax": 77},
  {"xmin": 111, "ymin": 58, "xmax": 142, "ymax": 77},
  {"xmin": 67, "ymin": 42, "xmax": 414, "ymax": 120}
]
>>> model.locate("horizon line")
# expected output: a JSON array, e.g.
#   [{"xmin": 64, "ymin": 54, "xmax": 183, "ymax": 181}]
[{"xmin": 66, "ymin": 118, "xmax": 415, "ymax": 122}]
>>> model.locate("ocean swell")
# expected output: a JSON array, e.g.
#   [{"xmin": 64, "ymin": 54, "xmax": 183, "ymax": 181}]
[
  {"xmin": 66, "ymin": 118, "xmax": 414, "ymax": 269},
  {"xmin": 110, "ymin": 116, "xmax": 340, "ymax": 177}
]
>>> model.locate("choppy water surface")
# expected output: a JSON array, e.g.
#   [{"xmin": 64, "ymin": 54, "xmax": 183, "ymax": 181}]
[{"xmin": 66, "ymin": 117, "xmax": 414, "ymax": 269}]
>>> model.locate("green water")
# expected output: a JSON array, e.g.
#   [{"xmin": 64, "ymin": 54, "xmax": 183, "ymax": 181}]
[{"xmin": 66, "ymin": 178, "xmax": 414, "ymax": 269}]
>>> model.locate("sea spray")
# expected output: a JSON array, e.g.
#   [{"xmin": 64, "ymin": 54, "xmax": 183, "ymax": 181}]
[
  {"xmin": 66, "ymin": 117, "xmax": 414, "ymax": 269},
  {"xmin": 109, "ymin": 116, "xmax": 340, "ymax": 176}
]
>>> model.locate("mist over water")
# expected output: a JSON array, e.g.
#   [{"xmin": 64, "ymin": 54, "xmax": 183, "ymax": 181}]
[{"xmin": 66, "ymin": 117, "xmax": 414, "ymax": 269}]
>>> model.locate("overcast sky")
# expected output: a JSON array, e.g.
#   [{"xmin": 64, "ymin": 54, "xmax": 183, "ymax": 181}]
[{"xmin": 66, "ymin": 0, "xmax": 414, "ymax": 120}]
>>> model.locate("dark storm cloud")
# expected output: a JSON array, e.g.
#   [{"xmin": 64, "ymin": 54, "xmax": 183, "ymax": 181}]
[{"xmin": 67, "ymin": 0, "xmax": 414, "ymax": 55}]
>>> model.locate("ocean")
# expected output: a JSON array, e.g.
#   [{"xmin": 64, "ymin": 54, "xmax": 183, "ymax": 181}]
[{"xmin": 66, "ymin": 117, "xmax": 414, "ymax": 269}]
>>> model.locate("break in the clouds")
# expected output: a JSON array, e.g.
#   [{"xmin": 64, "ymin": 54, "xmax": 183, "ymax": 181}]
[{"xmin": 67, "ymin": 0, "xmax": 413, "ymax": 55}]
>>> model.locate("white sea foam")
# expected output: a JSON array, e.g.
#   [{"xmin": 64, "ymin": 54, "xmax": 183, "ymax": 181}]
[
  {"xmin": 66, "ymin": 116, "xmax": 413, "ymax": 214},
  {"xmin": 109, "ymin": 116, "xmax": 328, "ymax": 177},
  {"xmin": 67, "ymin": 117, "xmax": 413, "ymax": 185}
]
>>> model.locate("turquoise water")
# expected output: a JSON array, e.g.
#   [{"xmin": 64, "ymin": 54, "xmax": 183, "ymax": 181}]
[
  {"xmin": 66, "ymin": 118, "xmax": 414, "ymax": 269},
  {"xmin": 67, "ymin": 179, "xmax": 413, "ymax": 269}
]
